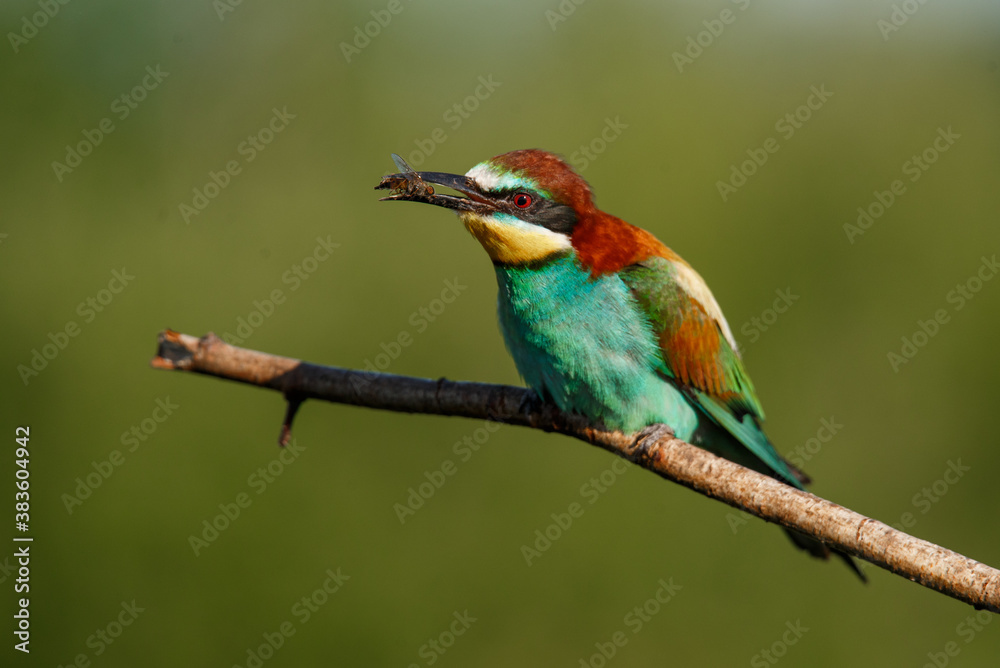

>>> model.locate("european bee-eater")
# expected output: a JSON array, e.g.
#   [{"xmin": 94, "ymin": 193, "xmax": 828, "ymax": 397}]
[{"xmin": 376, "ymin": 149, "xmax": 863, "ymax": 579}]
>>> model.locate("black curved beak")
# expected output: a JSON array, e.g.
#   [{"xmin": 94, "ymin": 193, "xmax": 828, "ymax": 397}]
[{"xmin": 374, "ymin": 154, "xmax": 494, "ymax": 213}]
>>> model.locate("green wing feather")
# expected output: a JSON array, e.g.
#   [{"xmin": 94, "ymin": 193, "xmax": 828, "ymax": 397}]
[
  {"xmin": 622, "ymin": 255, "xmax": 868, "ymax": 577},
  {"xmin": 620, "ymin": 256, "xmax": 801, "ymax": 488}
]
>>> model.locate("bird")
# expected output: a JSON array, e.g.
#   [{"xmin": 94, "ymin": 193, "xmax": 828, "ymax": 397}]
[{"xmin": 376, "ymin": 149, "xmax": 864, "ymax": 580}]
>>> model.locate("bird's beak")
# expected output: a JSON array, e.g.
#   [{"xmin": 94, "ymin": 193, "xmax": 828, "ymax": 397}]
[{"xmin": 374, "ymin": 155, "xmax": 494, "ymax": 213}]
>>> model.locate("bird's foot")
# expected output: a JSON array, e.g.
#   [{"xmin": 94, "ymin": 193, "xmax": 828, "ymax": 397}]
[
  {"xmin": 636, "ymin": 423, "xmax": 675, "ymax": 444},
  {"xmin": 517, "ymin": 390, "xmax": 545, "ymax": 416},
  {"xmin": 631, "ymin": 423, "xmax": 675, "ymax": 463}
]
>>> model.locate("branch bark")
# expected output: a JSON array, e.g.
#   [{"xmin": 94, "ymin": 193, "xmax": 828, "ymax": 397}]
[{"xmin": 151, "ymin": 329, "xmax": 1000, "ymax": 613}]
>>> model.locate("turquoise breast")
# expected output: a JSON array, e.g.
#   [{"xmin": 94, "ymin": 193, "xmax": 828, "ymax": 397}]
[{"xmin": 494, "ymin": 253, "xmax": 698, "ymax": 437}]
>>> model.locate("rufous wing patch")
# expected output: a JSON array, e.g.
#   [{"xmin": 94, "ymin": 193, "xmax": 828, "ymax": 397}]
[{"xmin": 660, "ymin": 299, "xmax": 725, "ymax": 395}]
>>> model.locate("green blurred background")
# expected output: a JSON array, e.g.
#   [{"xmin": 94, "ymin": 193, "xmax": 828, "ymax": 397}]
[{"xmin": 3, "ymin": 0, "xmax": 999, "ymax": 665}]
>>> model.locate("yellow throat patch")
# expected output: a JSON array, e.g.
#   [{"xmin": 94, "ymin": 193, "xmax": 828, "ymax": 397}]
[{"xmin": 460, "ymin": 211, "xmax": 571, "ymax": 265}]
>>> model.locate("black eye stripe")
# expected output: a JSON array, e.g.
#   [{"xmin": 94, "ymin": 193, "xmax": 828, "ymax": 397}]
[
  {"xmin": 528, "ymin": 199, "xmax": 576, "ymax": 234},
  {"xmin": 493, "ymin": 189, "xmax": 577, "ymax": 234}
]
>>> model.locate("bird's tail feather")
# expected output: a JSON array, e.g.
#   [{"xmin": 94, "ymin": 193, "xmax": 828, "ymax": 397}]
[
  {"xmin": 783, "ymin": 528, "xmax": 867, "ymax": 583},
  {"xmin": 688, "ymin": 406, "xmax": 868, "ymax": 582}
]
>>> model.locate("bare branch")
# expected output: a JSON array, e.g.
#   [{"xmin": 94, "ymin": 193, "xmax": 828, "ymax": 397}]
[{"xmin": 151, "ymin": 329, "xmax": 1000, "ymax": 613}]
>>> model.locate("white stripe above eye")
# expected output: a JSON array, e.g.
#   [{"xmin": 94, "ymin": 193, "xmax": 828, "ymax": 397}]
[
  {"xmin": 465, "ymin": 163, "xmax": 501, "ymax": 191},
  {"xmin": 465, "ymin": 163, "xmax": 543, "ymax": 194}
]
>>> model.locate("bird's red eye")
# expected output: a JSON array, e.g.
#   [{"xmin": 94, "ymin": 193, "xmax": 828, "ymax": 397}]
[{"xmin": 513, "ymin": 193, "xmax": 532, "ymax": 208}]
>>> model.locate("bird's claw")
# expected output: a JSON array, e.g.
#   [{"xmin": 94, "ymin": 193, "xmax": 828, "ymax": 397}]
[
  {"xmin": 517, "ymin": 390, "xmax": 545, "ymax": 417},
  {"xmin": 636, "ymin": 423, "xmax": 675, "ymax": 446}
]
